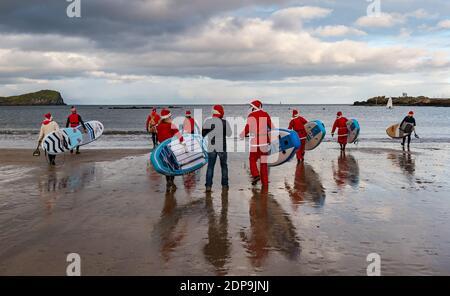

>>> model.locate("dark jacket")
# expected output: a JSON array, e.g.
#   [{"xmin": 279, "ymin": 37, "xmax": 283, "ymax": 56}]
[
  {"xmin": 202, "ymin": 117, "xmax": 232, "ymax": 153},
  {"xmin": 400, "ymin": 116, "xmax": 416, "ymax": 133}
]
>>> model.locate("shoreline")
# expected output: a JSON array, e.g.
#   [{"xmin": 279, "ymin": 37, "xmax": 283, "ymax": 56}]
[{"xmin": 0, "ymin": 148, "xmax": 150, "ymax": 165}]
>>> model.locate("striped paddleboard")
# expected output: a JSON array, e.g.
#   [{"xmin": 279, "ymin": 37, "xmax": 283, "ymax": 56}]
[
  {"xmin": 42, "ymin": 128, "xmax": 83, "ymax": 155},
  {"xmin": 151, "ymin": 134, "xmax": 208, "ymax": 176},
  {"xmin": 77, "ymin": 121, "xmax": 104, "ymax": 146}
]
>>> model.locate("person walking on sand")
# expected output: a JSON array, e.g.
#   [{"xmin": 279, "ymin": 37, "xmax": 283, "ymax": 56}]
[
  {"xmin": 400, "ymin": 111, "xmax": 417, "ymax": 149},
  {"xmin": 183, "ymin": 110, "xmax": 196, "ymax": 134},
  {"xmin": 240, "ymin": 99, "xmax": 274, "ymax": 187},
  {"xmin": 146, "ymin": 107, "xmax": 160, "ymax": 148},
  {"xmin": 66, "ymin": 106, "xmax": 87, "ymax": 154},
  {"xmin": 288, "ymin": 109, "xmax": 308, "ymax": 163},
  {"xmin": 157, "ymin": 108, "xmax": 184, "ymax": 191},
  {"xmin": 202, "ymin": 105, "xmax": 232, "ymax": 192},
  {"xmin": 332, "ymin": 111, "xmax": 349, "ymax": 152},
  {"xmin": 37, "ymin": 113, "xmax": 60, "ymax": 166}
]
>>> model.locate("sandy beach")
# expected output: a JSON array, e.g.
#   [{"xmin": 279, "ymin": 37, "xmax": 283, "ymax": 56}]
[{"xmin": 1, "ymin": 143, "xmax": 449, "ymax": 276}]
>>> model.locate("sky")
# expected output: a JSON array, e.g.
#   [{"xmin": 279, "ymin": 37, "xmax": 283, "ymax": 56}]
[{"xmin": 0, "ymin": 0, "xmax": 449, "ymax": 105}]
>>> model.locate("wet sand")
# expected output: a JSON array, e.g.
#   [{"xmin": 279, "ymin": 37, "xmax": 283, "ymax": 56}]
[{"xmin": 1, "ymin": 143, "xmax": 450, "ymax": 275}]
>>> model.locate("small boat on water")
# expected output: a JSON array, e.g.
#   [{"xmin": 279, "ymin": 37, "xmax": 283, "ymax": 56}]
[{"xmin": 387, "ymin": 97, "xmax": 393, "ymax": 109}]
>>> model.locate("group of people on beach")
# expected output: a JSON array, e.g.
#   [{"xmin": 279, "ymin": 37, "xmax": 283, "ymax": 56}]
[
  {"xmin": 35, "ymin": 101, "xmax": 417, "ymax": 191},
  {"xmin": 146, "ymin": 99, "xmax": 407, "ymax": 192},
  {"xmin": 36, "ymin": 106, "xmax": 87, "ymax": 165}
]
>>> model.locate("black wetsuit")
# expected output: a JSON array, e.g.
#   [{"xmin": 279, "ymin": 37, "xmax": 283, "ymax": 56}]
[{"xmin": 400, "ymin": 116, "xmax": 416, "ymax": 146}]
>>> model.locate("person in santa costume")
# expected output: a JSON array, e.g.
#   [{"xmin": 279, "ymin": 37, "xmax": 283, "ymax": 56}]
[
  {"xmin": 331, "ymin": 111, "xmax": 349, "ymax": 151},
  {"xmin": 65, "ymin": 106, "xmax": 87, "ymax": 154},
  {"xmin": 202, "ymin": 105, "xmax": 232, "ymax": 192},
  {"xmin": 240, "ymin": 99, "xmax": 274, "ymax": 186},
  {"xmin": 288, "ymin": 109, "xmax": 308, "ymax": 163},
  {"xmin": 146, "ymin": 107, "xmax": 160, "ymax": 148},
  {"xmin": 183, "ymin": 110, "xmax": 196, "ymax": 134},
  {"xmin": 37, "ymin": 113, "xmax": 60, "ymax": 165},
  {"xmin": 157, "ymin": 108, "xmax": 184, "ymax": 190}
]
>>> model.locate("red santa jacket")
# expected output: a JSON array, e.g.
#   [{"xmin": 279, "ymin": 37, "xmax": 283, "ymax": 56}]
[
  {"xmin": 288, "ymin": 116, "xmax": 308, "ymax": 138},
  {"xmin": 183, "ymin": 117, "xmax": 195, "ymax": 134},
  {"xmin": 332, "ymin": 117, "xmax": 349, "ymax": 135},
  {"xmin": 240, "ymin": 110, "xmax": 274, "ymax": 146},
  {"xmin": 157, "ymin": 122, "xmax": 184, "ymax": 143}
]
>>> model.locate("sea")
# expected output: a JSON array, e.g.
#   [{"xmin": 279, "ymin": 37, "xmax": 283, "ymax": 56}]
[{"xmin": 1, "ymin": 104, "xmax": 450, "ymax": 149}]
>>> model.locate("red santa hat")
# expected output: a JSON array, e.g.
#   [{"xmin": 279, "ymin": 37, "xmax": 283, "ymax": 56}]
[
  {"xmin": 212, "ymin": 105, "xmax": 224, "ymax": 118},
  {"xmin": 44, "ymin": 113, "xmax": 52, "ymax": 120},
  {"xmin": 408, "ymin": 111, "xmax": 414, "ymax": 115},
  {"xmin": 250, "ymin": 99, "xmax": 263, "ymax": 111},
  {"xmin": 292, "ymin": 109, "xmax": 300, "ymax": 119},
  {"xmin": 185, "ymin": 110, "xmax": 192, "ymax": 117},
  {"xmin": 160, "ymin": 108, "xmax": 172, "ymax": 119}
]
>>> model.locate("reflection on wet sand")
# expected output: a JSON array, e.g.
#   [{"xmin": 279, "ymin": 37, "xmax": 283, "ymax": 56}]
[
  {"xmin": 388, "ymin": 150, "xmax": 415, "ymax": 184},
  {"xmin": 332, "ymin": 152, "xmax": 360, "ymax": 189},
  {"xmin": 37, "ymin": 163, "xmax": 96, "ymax": 212},
  {"xmin": 285, "ymin": 163, "xmax": 326, "ymax": 208},
  {"xmin": 183, "ymin": 171, "xmax": 199, "ymax": 195},
  {"xmin": 240, "ymin": 188, "xmax": 300, "ymax": 269},
  {"xmin": 203, "ymin": 190, "xmax": 230, "ymax": 275},
  {"xmin": 389, "ymin": 151, "xmax": 415, "ymax": 175},
  {"xmin": 153, "ymin": 191, "xmax": 204, "ymax": 263}
]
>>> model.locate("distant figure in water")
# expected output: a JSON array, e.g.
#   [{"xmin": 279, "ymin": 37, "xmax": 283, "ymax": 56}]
[
  {"xmin": 288, "ymin": 109, "xmax": 308, "ymax": 163},
  {"xmin": 183, "ymin": 110, "xmax": 196, "ymax": 134},
  {"xmin": 331, "ymin": 111, "xmax": 349, "ymax": 151},
  {"xmin": 400, "ymin": 111, "xmax": 417, "ymax": 149},
  {"xmin": 157, "ymin": 108, "xmax": 184, "ymax": 191},
  {"xmin": 38, "ymin": 113, "xmax": 59, "ymax": 165},
  {"xmin": 66, "ymin": 106, "xmax": 86, "ymax": 154},
  {"xmin": 146, "ymin": 107, "xmax": 160, "ymax": 148}
]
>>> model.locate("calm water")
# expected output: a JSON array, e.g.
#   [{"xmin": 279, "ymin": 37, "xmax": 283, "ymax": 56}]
[{"xmin": 1, "ymin": 105, "xmax": 450, "ymax": 148}]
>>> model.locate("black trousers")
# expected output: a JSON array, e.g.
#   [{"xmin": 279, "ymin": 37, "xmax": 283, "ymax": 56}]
[
  {"xmin": 151, "ymin": 133, "xmax": 158, "ymax": 147},
  {"xmin": 402, "ymin": 135, "xmax": 411, "ymax": 146}
]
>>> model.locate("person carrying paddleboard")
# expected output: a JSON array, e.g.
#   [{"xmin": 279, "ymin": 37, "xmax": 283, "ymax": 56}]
[
  {"xmin": 202, "ymin": 105, "xmax": 232, "ymax": 192},
  {"xmin": 146, "ymin": 107, "xmax": 160, "ymax": 148},
  {"xmin": 332, "ymin": 111, "xmax": 349, "ymax": 152},
  {"xmin": 65, "ymin": 106, "xmax": 87, "ymax": 154},
  {"xmin": 400, "ymin": 111, "xmax": 417, "ymax": 149},
  {"xmin": 240, "ymin": 99, "xmax": 274, "ymax": 187},
  {"xmin": 288, "ymin": 109, "xmax": 308, "ymax": 163},
  {"xmin": 183, "ymin": 110, "xmax": 196, "ymax": 134},
  {"xmin": 37, "ymin": 113, "xmax": 60, "ymax": 166},
  {"xmin": 157, "ymin": 108, "xmax": 184, "ymax": 191}
]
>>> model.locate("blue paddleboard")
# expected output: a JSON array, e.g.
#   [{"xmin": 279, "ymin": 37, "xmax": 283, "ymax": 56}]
[
  {"xmin": 266, "ymin": 128, "xmax": 301, "ymax": 167},
  {"xmin": 347, "ymin": 119, "xmax": 360, "ymax": 143},
  {"xmin": 151, "ymin": 134, "xmax": 208, "ymax": 176}
]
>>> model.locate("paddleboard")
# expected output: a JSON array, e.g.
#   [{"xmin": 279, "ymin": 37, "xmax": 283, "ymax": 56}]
[
  {"xmin": 266, "ymin": 128, "xmax": 301, "ymax": 167},
  {"xmin": 42, "ymin": 128, "xmax": 83, "ymax": 155},
  {"xmin": 77, "ymin": 120, "xmax": 104, "ymax": 146},
  {"xmin": 346, "ymin": 119, "xmax": 360, "ymax": 143},
  {"xmin": 386, "ymin": 122, "xmax": 414, "ymax": 139},
  {"xmin": 151, "ymin": 134, "xmax": 208, "ymax": 176},
  {"xmin": 304, "ymin": 120, "xmax": 326, "ymax": 151}
]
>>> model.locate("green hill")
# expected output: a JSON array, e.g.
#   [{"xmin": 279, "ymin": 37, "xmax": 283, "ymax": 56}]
[{"xmin": 0, "ymin": 90, "xmax": 66, "ymax": 106}]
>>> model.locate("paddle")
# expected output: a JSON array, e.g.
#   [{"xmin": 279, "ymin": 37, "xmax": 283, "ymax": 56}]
[{"xmin": 33, "ymin": 142, "xmax": 41, "ymax": 156}]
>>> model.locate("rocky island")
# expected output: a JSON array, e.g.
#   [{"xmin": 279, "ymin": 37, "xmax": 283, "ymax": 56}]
[
  {"xmin": 0, "ymin": 90, "xmax": 66, "ymax": 106},
  {"xmin": 354, "ymin": 96, "xmax": 450, "ymax": 107}
]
